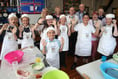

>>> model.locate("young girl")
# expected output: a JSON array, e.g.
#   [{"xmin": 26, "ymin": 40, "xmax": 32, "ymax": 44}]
[
  {"xmin": 71, "ymin": 14, "xmax": 100, "ymax": 69},
  {"xmin": 19, "ymin": 14, "xmax": 35, "ymax": 48},
  {"xmin": 89, "ymin": 12, "xmax": 102, "ymax": 60},
  {"xmin": 97, "ymin": 14, "xmax": 118, "ymax": 58},
  {"xmin": 38, "ymin": 15, "xmax": 58, "ymax": 49},
  {"xmin": 41, "ymin": 27, "xmax": 63, "ymax": 69},
  {"xmin": 0, "ymin": 13, "xmax": 18, "ymax": 59},
  {"xmin": 58, "ymin": 14, "xmax": 71, "ymax": 67}
]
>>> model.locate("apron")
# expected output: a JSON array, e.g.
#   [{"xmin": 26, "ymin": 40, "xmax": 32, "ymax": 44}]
[
  {"xmin": 58, "ymin": 25, "xmax": 69, "ymax": 51},
  {"xmin": 97, "ymin": 26, "xmax": 116, "ymax": 56},
  {"xmin": 75, "ymin": 24, "xmax": 92, "ymax": 56},
  {"xmin": 21, "ymin": 31, "xmax": 34, "ymax": 48},
  {"xmin": 0, "ymin": 27, "xmax": 18, "ymax": 59},
  {"xmin": 46, "ymin": 39, "xmax": 60, "ymax": 69},
  {"xmin": 40, "ymin": 28, "xmax": 48, "ymax": 50}
]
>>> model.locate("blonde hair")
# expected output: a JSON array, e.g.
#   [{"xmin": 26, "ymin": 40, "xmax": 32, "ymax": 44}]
[{"xmin": 41, "ymin": 8, "xmax": 49, "ymax": 19}]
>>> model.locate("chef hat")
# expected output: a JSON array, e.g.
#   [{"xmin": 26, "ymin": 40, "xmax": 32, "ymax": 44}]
[
  {"xmin": 60, "ymin": 14, "xmax": 66, "ymax": 19},
  {"xmin": 21, "ymin": 14, "xmax": 29, "ymax": 18},
  {"xmin": 8, "ymin": 13, "xmax": 17, "ymax": 19},
  {"xmin": 46, "ymin": 15, "xmax": 53, "ymax": 20},
  {"xmin": 106, "ymin": 14, "xmax": 115, "ymax": 19},
  {"xmin": 46, "ymin": 27, "xmax": 55, "ymax": 34}
]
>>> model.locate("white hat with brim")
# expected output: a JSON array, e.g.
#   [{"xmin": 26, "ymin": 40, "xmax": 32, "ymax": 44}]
[
  {"xmin": 46, "ymin": 15, "xmax": 53, "ymax": 20},
  {"xmin": 46, "ymin": 27, "xmax": 55, "ymax": 34},
  {"xmin": 60, "ymin": 14, "xmax": 66, "ymax": 19},
  {"xmin": 21, "ymin": 14, "xmax": 29, "ymax": 18},
  {"xmin": 8, "ymin": 13, "xmax": 17, "ymax": 19},
  {"xmin": 106, "ymin": 14, "xmax": 115, "ymax": 19}
]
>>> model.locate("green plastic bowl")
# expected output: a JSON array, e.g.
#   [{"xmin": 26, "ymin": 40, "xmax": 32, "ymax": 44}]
[
  {"xmin": 113, "ymin": 53, "xmax": 118, "ymax": 62},
  {"xmin": 42, "ymin": 70, "xmax": 69, "ymax": 79}
]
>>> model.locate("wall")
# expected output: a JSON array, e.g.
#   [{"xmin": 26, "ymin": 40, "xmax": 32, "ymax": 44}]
[
  {"xmin": 27, "ymin": 0, "xmax": 118, "ymax": 24},
  {"xmin": 46, "ymin": 0, "xmax": 63, "ymax": 13},
  {"xmin": 81, "ymin": 0, "xmax": 118, "ymax": 16}
]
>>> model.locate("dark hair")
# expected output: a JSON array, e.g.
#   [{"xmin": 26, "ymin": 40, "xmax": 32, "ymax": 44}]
[{"xmin": 83, "ymin": 13, "xmax": 90, "ymax": 18}]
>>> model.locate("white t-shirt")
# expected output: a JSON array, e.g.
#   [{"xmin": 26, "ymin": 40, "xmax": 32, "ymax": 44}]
[
  {"xmin": 66, "ymin": 14, "xmax": 79, "ymax": 24},
  {"xmin": 74, "ymin": 23, "xmax": 95, "ymax": 39}
]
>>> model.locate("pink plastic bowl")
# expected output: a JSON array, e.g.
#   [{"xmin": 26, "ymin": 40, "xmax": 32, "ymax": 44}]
[{"xmin": 4, "ymin": 50, "xmax": 24, "ymax": 64}]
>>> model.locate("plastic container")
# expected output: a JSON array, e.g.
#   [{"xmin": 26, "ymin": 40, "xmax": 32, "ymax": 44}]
[
  {"xmin": 113, "ymin": 53, "xmax": 118, "ymax": 62},
  {"xmin": 4, "ymin": 50, "xmax": 24, "ymax": 64},
  {"xmin": 100, "ymin": 62, "xmax": 118, "ymax": 79},
  {"xmin": 42, "ymin": 70, "xmax": 69, "ymax": 79}
]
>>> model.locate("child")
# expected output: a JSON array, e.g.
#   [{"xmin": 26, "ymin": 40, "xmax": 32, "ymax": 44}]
[
  {"xmin": 71, "ymin": 14, "xmax": 100, "ymax": 69},
  {"xmin": 97, "ymin": 14, "xmax": 118, "ymax": 58},
  {"xmin": 66, "ymin": 7, "xmax": 78, "ymax": 55},
  {"xmin": 89, "ymin": 12, "xmax": 102, "ymax": 60},
  {"xmin": 58, "ymin": 14, "xmax": 71, "ymax": 67},
  {"xmin": 39, "ymin": 15, "xmax": 58, "ymax": 49},
  {"xmin": 0, "ymin": 13, "xmax": 18, "ymax": 59},
  {"xmin": 41, "ymin": 27, "xmax": 63, "ymax": 69},
  {"xmin": 19, "ymin": 14, "xmax": 35, "ymax": 48}
]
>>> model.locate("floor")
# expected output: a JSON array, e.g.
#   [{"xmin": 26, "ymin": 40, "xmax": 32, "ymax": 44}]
[{"xmin": 0, "ymin": 39, "xmax": 118, "ymax": 79}]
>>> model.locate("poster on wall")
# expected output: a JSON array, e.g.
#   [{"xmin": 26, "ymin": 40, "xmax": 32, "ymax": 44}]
[{"xmin": 20, "ymin": 0, "xmax": 45, "ymax": 14}]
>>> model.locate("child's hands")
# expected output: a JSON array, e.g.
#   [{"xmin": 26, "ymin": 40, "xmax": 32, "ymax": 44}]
[
  {"xmin": 71, "ymin": 18, "xmax": 77, "ymax": 26},
  {"xmin": 94, "ymin": 21, "xmax": 100, "ymax": 29},
  {"xmin": 2, "ymin": 23, "xmax": 8, "ymax": 30},
  {"xmin": 42, "ymin": 39, "xmax": 47, "ymax": 47},
  {"xmin": 11, "ymin": 27, "xmax": 17, "ymax": 34},
  {"xmin": 19, "ymin": 25, "xmax": 24, "ymax": 32},
  {"xmin": 31, "ymin": 26, "xmax": 35, "ymax": 32},
  {"xmin": 52, "ymin": 19, "xmax": 57, "ymax": 26},
  {"xmin": 113, "ymin": 19, "xmax": 117, "ymax": 27}
]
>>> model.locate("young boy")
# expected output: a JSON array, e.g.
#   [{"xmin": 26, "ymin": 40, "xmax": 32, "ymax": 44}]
[
  {"xmin": 71, "ymin": 14, "xmax": 100, "ymax": 69},
  {"xmin": 41, "ymin": 27, "xmax": 63, "ymax": 69}
]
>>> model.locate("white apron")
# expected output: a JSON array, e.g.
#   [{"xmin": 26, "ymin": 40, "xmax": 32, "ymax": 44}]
[
  {"xmin": 21, "ymin": 31, "xmax": 34, "ymax": 48},
  {"xmin": 46, "ymin": 39, "xmax": 60, "ymax": 69},
  {"xmin": 97, "ymin": 26, "xmax": 116, "ymax": 56},
  {"xmin": 75, "ymin": 23, "xmax": 94, "ymax": 56},
  {"xmin": 58, "ymin": 25, "xmax": 69, "ymax": 51},
  {"xmin": 40, "ymin": 28, "xmax": 48, "ymax": 50},
  {"xmin": 0, "ymin": 30, "xmax": 18, "ymax": 59}
]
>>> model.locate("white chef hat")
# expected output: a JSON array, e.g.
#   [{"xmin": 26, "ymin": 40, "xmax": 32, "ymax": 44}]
[
  {"xmin": 46, "ymin": 26, "xmax": 55, "ymax": 34},
  {"xmin": 21, "ymin": 14, "xmax": 29, "ymax": 18},
  {"xmin": 60, "ymin": 14, "xmax": 66, "ymax": 19},
  {"xmin": 8, "ymin": 13, "xmax": 17, "ymax": 19},
  {"xmin": 106, "ymin": 14, "xmax": 115, "ymax": 19},
  {"xmin": 46, "ymin": 15, "xmax": 53, "ymax": 20}
]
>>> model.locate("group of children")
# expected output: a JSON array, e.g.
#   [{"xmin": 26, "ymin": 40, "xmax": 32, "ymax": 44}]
[{"xmin": 0, "ymin": 5, "xmax": 118, "ymax": 70}]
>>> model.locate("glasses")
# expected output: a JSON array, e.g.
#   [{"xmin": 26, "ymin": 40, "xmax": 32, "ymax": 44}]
[{"xmin": 37, "ymin": 23, "xmax": 43, "ymax": 25}]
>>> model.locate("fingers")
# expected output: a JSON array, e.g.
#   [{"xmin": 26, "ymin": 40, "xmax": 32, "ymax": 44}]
[
  {"xmin": 12, "ymin": 27, "xmax": 17, "ymax": 34},
  {"xmin": 42, "ymin": 39, "xmax": 47, "ymax": 47}
]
